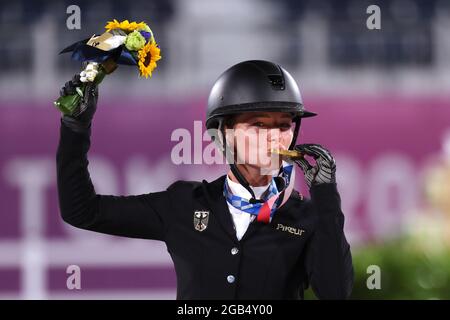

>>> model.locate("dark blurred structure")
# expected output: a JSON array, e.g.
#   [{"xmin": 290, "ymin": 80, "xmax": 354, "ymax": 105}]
[
  {"xmin": 267, "ymin": 0, "xmax": 441, "ymax": 67},
  {"xmin": 0, "ymin": 0, "xmax": 175, "ymax": 72},
  {"xmin": 1, "ymin": 0, "xmax": 448, "ymax": 77}
]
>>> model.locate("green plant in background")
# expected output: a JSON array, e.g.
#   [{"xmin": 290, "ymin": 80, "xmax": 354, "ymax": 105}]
[
  {"xmin": 304, "ymin": 236, "xmax": 450, "ymax": 299},
  {"xmin": 351, "ymin": 237, "xmax": 450, "ymax": 299}
]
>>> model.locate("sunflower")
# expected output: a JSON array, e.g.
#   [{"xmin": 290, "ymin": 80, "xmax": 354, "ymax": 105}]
[
  {"xmin": 137, "ymin": 42, "xmax": 161, "ymax": 78},
  {"xmin": 105, "ymin": 19, "xmax": 148, "ymax": 33}
]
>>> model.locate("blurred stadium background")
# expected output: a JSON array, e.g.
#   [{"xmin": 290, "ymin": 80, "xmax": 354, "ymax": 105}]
[{"xmin": 1, "ymin": 0, "xmax": 450, "ymax": 299}]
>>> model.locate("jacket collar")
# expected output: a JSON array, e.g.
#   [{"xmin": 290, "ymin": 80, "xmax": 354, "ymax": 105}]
[
  {"xmin": 200, "ymin": 174, "xmax": 303, "ymax": 242},
  {"xmin": 201, "ymin": 175, "xmax": 237, "ymax": 242}
]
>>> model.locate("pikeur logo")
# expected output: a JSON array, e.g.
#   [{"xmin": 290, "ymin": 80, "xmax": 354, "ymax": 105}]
[{"xmin": 276, "ymin": 223, "xmax": 305, "ymax": 236}]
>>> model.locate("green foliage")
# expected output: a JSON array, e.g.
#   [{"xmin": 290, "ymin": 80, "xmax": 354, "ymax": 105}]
[
  {"xmin": 351, "ymin": 239, "xmax": 450, "ymax": 299},
  {"xmin": 304, "ymin": 238, "xmax": 450, "ymax": 299}
]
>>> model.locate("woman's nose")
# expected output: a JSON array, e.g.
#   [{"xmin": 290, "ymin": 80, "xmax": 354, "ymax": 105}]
[{"xmin": 267, "ymin": 128, "xmax": 281, "ymax": 142}]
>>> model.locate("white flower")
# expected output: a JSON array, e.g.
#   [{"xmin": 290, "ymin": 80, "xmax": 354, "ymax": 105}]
[
  {"xmin": 85, "ymin": 62, "xmax": 98, "ymax": 71},
  {"xmin": 79, "ymin": 62, "xmax": 99, "ymax": 82},
  {"xmin": 85, "ymin": 70, "xmax": 97, "ymax": 81}
]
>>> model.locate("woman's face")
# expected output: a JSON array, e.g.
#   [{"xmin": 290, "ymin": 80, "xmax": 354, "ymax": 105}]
[{"xmin": 225, "ymin": 111, "xmax": 295, "ymax": 171}]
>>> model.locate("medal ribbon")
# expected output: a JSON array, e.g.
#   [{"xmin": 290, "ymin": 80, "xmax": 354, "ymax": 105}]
[{"xmin": 223, "ymin": 162, "xmax": 295, "ymax": 223}]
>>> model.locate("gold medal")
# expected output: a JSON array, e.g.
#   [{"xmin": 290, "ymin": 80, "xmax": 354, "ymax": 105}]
[{"xmin": 270, "ymin": 149, "xmax": 303, "ymax": 160}]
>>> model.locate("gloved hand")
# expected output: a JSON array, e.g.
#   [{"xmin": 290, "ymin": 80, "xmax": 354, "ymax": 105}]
[
  {"xmin": 293, "ymin": 143, "xmax": 336, "ymax": 188},
  {"xmin": 59, "ymin": 74, "xmax": 98, "ymax": 133}
]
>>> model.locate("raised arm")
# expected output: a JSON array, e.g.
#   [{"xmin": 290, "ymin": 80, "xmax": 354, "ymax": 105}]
[{"xmin": 56, "ymin": 76, "xmax": 172, "ymax": 241}]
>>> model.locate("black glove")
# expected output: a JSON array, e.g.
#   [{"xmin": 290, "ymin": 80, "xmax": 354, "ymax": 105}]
[
  {"xmin": 60, "ymin": 74, "xmax": 98, "ymax": 134},
  {"xmin": 293, "ymin": 143, "xmax": 336, "ymax": 188}
]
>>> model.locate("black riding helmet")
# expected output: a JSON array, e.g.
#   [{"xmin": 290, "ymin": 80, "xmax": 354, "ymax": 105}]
[{"xmin": 206, "ymin": 60, "xmax": 317, "ymax": 202}]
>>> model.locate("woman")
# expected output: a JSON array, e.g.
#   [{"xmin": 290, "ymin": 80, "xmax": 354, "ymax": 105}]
[{"xmin": 57, "ymin": 60, "xmax": 353, "ymax": 299}]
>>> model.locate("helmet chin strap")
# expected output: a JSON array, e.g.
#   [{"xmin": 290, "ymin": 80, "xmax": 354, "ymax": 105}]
[
  {"xmin": 217, "ymin": 119, "xmax": 261, "ymax": 203},
  {"xmin": 218, "ymin": 116, "xmax": 302, "ymax": 204},
  {"xmin": 229, "ymin": 164, "xmax": 262, "ymax": 204},
  {"xmin": 289, "ymin": 116, "xmax": 301, "ymax": 150}
]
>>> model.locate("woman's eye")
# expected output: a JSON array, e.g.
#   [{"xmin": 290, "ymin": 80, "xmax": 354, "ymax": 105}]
[
  {"xmin": 280, "ymin": 123, "xmax": 292, "ymax": 130},
  {"xmin": 252, "ymin": 122, "xmax": 265, "ymax": 128},
  {"xmin": 250, "ymin": 122, "xmax": 292, "ymax": 130}
]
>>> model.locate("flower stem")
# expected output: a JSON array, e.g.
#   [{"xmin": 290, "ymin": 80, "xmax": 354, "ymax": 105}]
[{"xmin": 54, "ymin": 64, "xmax": 108, "ymax": 116}]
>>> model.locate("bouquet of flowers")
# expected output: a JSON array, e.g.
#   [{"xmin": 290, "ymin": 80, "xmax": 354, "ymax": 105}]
[{"xmin": 54, "ymin": 19, "xmax": 162, "ymax": 115}]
